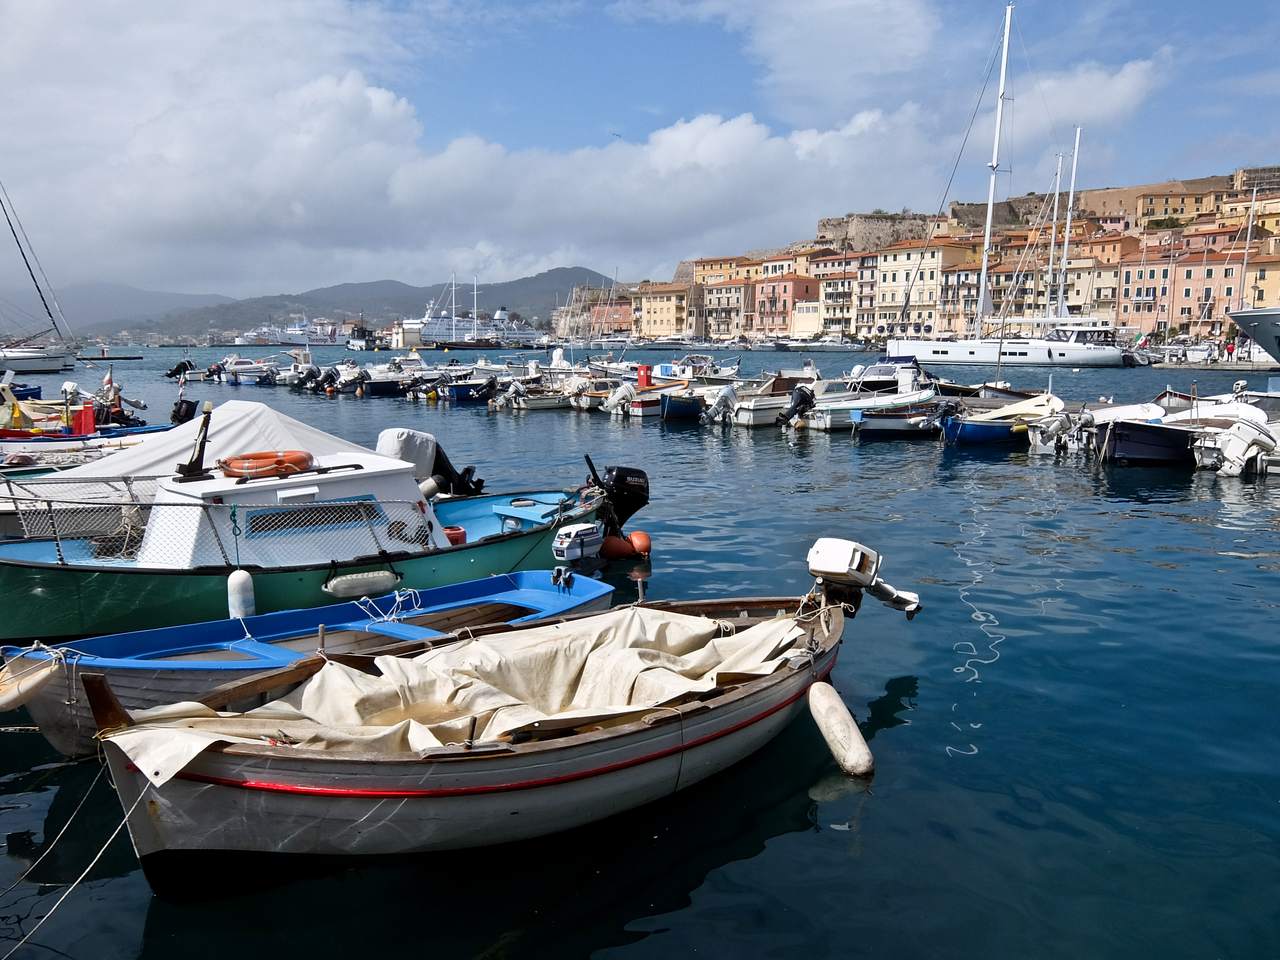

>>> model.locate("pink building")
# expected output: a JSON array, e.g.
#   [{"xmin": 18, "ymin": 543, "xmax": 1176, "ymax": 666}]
[{"xmin": 752, "ymin": 274, "xmax": 818, "ymax": 337}]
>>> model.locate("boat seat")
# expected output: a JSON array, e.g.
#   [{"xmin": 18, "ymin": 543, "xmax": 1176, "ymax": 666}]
[
  {"xmin": 491, "ymin": 499, "xmax": 564, "ymax": 525},
  {"xmin": 353, "ymin": 621, "xmax": 449, "ymax": 643}
]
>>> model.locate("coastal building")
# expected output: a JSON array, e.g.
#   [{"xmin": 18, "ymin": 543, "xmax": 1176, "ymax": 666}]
[
  {"xmin": 634, "ymin": 282, "xmax": 705, "ymax": 339},
  {"xmin": 874, "ymin": 239, "xmax": 974, "ymax": 336},
  {"xmin": 1168, "ymin": 250, "xmax": 1250, "ymax": 338},
  {"xmin": 818, "ymin": 272, "xmax": 857, "ymax": 337},
  {"xmin": 1243, "ymin": 254, "xmax": 1280, "ymax": 310},
  {"xmin": 790, "ymin": 299, "xmax": 822, "ymax": 339},
  {"xmin": 1079, "ymin": 232, "xmax": 1141, "ymax": 264},
  {"xmin": 752, "ymin": 275, "xmax": 818, "ymax": 338},
  {"xmin": 703, "ymin": 279, "xmax": 754, "ymax": 340},
  {"xmin": 1116, "ymin": 252, "xmax": 1179, "ymax": 335},
  {"xmin": 692, "ymin": 257, "xmax": 745, "ymax": 285}
]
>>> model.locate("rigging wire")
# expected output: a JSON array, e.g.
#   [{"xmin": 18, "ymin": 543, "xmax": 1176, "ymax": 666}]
[
  {"xmin": 0, "ymin": 179, "xmax": 70, "ymax": 339},
  {"xmin": 897, "ymin": 13, "xmax": 1005, "ymax": 326}
]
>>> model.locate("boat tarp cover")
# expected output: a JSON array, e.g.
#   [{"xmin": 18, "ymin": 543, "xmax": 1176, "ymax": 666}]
[
  {"xmin": 107, "ymin": 605, "xmax": 810, "ymax": 787},
  {"xmin": 57, "ymin": 400, "xmax": 372, "ymax": 480}
]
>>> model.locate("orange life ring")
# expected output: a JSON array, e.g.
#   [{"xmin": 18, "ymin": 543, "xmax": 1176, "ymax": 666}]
[{"xmin": 218, "ymin": 449, "xmax": 315, "ymax": 479}]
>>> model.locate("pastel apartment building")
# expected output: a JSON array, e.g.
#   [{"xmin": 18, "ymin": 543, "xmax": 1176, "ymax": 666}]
[
  {"xmin": 634, "ymin": 282, "xmax": 705, "ymax": 339},
  {"xmin": 752, "ymin": 275, "xmax": 818, "ymax": 337},
  {"xmin": 703, "ymin": 279, "xmax": 754, "ymax": 339}
]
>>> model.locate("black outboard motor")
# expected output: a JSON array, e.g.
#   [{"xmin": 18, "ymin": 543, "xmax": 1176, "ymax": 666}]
[
  {"xmin": 315, "ymin": 367, "xmax": 339, "ymax": 392},
  {"xmin": 477, "ymin": 376, "xmax": 499, "ymax": 402},
  {"xmin": 775, "ymin": 384, "xmax": 816, "ymax": 426},
  {"xmin": 206, "ymin": 362, "xmax": 225, "ymax": 382},
  {"xmin": 430, "ymin": 444, "xmax": 485, "ymax": 495},
  {"xmin": 164, "ymin": 359, "xmax": 195, "ymax": 379},
  {"xmin": 585, "ymin": 454, "xmax": 649, "ymax": 539},
  {"xmin": 171, "ymin": 397, "xmax": 198, "ymax": 425}
]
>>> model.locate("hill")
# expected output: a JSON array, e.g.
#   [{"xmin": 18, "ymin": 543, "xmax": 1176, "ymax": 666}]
[
  {"xmin": 0, "ymin": 282, "xmax": 233, "ymax": 331},
  {"xmin": 93, "ymin": 267, "xmax": 613, "ymax": 335}
]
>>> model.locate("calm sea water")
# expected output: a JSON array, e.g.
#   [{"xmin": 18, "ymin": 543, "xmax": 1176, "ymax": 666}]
[{"xmin": 1, "ymin": 347, "xmax": 1278, "ymax": 959}]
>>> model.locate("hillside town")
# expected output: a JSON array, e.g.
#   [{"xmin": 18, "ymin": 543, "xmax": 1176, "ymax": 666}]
[{"xmin": 553, "ymin": 164, "xmax": 1280, "ymax": 348}]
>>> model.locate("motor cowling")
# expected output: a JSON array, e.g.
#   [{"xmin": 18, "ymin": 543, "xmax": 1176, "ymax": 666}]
[
  {"xmin": 701, "ymin": 384, "xmax": 737, "ymax": 424},
  {"xmin": 775, "ymin": 384, "xmax": 816, "ymax": 426}
]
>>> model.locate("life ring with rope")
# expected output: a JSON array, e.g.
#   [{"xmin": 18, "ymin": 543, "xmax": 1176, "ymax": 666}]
[{"xmin": 218, "ymin": 450, "xmax": 315, "ymax": 479}]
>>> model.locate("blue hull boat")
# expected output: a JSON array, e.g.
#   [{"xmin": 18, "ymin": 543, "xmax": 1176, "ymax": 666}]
[
  {"xmin": 660, "ymin": 393, "xmax": 704, "ymax": 420},
  {"xmin": 1, "ymin": 570, "xmax": 614, "ymax": 757},
  {"xmin": 11, "ymin": 384, "xmax": 41, "ymax": 401},
  {"xmin": 942, "ymin": 416, "xmax": 1024, "ymax": 445},
  {"xmin": 441, "ymin": 379, "xmax": 499, "ymax": 404}
]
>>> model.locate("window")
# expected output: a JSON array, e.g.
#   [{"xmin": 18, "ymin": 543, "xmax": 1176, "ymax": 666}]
[
  {"xmin": 1185, "ymin": 269, "xmax": 1192, "ymax": 280},
  {"xmin": 1203, "ymin": 288, "xmax": 1212, "ymax": 301},
  {"xmin": 1225, "ymin": 267, "xmax": 1234, "ymax": 278},
  {"xmin": 1226, "ymin": 286, "xmax": 1233, "ymax": 298},
  {"xmin": 1124, "ymin": 270, "xmax": 1131, "ymax": 283},
  {"xmin": 1206, "ymin": 268, "xmax": 1214, "ymax": 278},
  {"xmin": 1161, "ymin": 268, "xmax": 1169, "ymax": 279},
  {"xmin": 1123, "ymin": 287, "xmax": 1130, "ymax": 298},
  {"xmin": 1183, "ymin": 287, "xmax": 1191, "ymax": 298}
]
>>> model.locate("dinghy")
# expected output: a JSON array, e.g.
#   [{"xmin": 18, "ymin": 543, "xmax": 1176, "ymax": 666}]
[
  {"xmin": 1, "ymin": 571, "xmax": 613, "ymax": 757},
  {"xmin": 85, "ymin": 538, "xmax": 919, "ymax": 891},
  {"xmin": 942, "ymin": 394, "xmax": 1065, "ymax": 445}
]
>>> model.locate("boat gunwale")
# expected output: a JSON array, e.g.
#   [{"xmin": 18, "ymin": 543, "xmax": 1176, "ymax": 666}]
[{"xmin": 0, "ymin": 487, "xmax": 600, "ymax": 575}]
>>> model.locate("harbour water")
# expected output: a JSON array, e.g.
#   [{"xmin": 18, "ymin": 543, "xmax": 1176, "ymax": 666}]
[{"xmin": 1, "ymin": 348, "xmax": 1278, "ymax": 958}]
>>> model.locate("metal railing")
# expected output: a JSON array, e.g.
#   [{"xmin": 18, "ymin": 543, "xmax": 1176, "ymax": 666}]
[{"xmin": 2, "ymin": 489, "xmax": 437, "ymax": 568}]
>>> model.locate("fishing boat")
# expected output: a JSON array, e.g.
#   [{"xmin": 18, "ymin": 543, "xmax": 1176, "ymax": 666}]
[
  {"xmin": 791, "ymin": 387, "xmax": 937, "ymax": 432},
  {"xmin": 731, "ymin": 378, "xmax": 860, "ymax": 428},
  {"xmin": 858, "ymin": 403, "xmax": 952, "ymax": 438},
  {"xmin": 0, "ymin": 571, "xmax": 613, "ymax": 757},
  {"xmin": 439, "ymin": 376, "xmax": 504, "ymax": 404},
  {"xmin": 659, "ymin": 390, "xmax": 707, "ymax": 420},
  {"xmin": 85, "ymin": 537, "xmax": 920, "ymax": 889},
  {"xmin": 1099, "ymin": 403, "xmax": 1269, "ymax": 466},
  {"xmin": 0, "ymin": 406, "xmax": 650, "ymax": 641},
  {"xmin": 651, "ymin": 355, "xmax": 742, "ymax": 385},
  {"xmin": 942, "ymin": 394, "xmax": 1065, "ymax": 445},
  {"xmin": 489, "ymin": 379, "xmax": 576, "ymax": 411},
  {"xmin": 569, "ymin": 378, "xmax": 623, "ymax": 410}
]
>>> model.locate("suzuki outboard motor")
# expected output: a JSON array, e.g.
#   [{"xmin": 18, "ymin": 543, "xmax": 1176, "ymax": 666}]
[
  {"xmin": 171, "ymin": 397, "xmax": 198, "ymax": 425},
  {"xmin": 775, "ymin": 384, "xmax": 816, "ymax": 426},
  {"xmin": 585, "ymin": 454, "xmax": 649, "ymax": 538}
]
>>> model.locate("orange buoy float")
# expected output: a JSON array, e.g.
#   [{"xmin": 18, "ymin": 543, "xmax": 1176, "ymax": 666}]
[
  {"xmin": 218, "ymin": 450, "xmax": 315, "ymax": 479},
  {"xmin": 600, "ymin": 529, "xmax": 652, "ymax": 560}
]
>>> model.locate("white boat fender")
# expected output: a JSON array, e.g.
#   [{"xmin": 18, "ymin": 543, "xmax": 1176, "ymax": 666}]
[
  {"xmin": 808, "ymin": 681, "xmax": 873, "ymax": 777},
  {"xmin": 418, "ymin": 476, "xmax": 441, "ymax": 500},
  {"xmin": 227, "ymin": 569, "xmax": 256, "ymax": 619},
  {"xmin": 0, "ymin": 656, "xmax": 60, "ymax": 712},
  {"xmin": 322, "ymin": 569, "xmax": 403, "ymax": 598}
]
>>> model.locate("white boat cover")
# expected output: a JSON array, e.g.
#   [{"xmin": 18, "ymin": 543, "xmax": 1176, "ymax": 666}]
[
  {"xmin": 967, "ymin": 393, "xmax": 1065, "ymax": 422},
  {"xmin": 55, "ymin": 400, "xmax": 372, "ymax": 480},
  {"xmin": 107, "ymin": 606, "xmax": 808, "ymax": 787},
  {"xmin": 375, "ymin": 428, "xmax": 438, "ymax": 475}
]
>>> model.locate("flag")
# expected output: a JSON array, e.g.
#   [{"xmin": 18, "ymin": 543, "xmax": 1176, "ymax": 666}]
[{"xmin": 102, "ymin": 364, "xmax": 113, "ymax": 389}]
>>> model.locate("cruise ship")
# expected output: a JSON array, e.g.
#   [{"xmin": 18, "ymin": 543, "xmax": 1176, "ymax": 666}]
[
  {"xmin": 1228, "ymin": 306, "xmax": 1280, "ymax": 363},
  {"xmin": 394, "ymin": 307, "xmax": 541, "ymax": 349}
]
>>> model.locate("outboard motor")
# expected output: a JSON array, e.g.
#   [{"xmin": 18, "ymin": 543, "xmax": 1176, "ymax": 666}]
[
  {"xmin": 164, "ymin": 359, "xmax": 195, "ymax": 379},
  {"xmin": 585, "ymin": 455, "xmax": 650, "ymax": 557},
  {"xmin": 701, "ymin": 384, "xmax": 738, "ymax": 425},
  {"xmin": 602, "ymin": 381, "xmax": 636, "ymax": 414},
  {"xmin": 256, "ymin": 369, "xmax": 279, "ymax": 387},
  {"xmin": 375, "ymin": 428, "xmax": 485, "ymax": 495},
  {"xmin": 315, "ymin": 367, "xmax": 340, "ymax": 392},
  {"xmin": 206, "ymin": 362, "xmax": 225, "ymax": 382},
  {"xmin": 775, "ymin": 384, "xmax": 816, "ymax": 426},
  {"xmin": 171, "ymin": 397, "xmax": 198, "ymax": 425}
]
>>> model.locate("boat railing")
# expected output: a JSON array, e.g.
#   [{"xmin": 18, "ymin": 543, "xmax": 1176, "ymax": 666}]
[
  {"xmin": 2, "ymin": 492, "xmax": 437, "ymax": 567},
  {"xmin": 1, "ymin": 474, "xmax": 164, "ymax": 511}
]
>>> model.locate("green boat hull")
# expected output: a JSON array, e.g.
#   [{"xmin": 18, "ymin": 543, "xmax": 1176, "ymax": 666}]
[{"xmin": 0, "ymin": 504, "xmax": 599, "ymax": 642}]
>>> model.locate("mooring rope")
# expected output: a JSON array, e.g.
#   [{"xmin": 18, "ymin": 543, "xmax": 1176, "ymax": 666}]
[
  {"xmin": 0, "ymin": 789, "xmax": 143, "ymax": 960},
  {"xmin": 0, "ymin": 764, "xmax": 106, "ymax": 901}
]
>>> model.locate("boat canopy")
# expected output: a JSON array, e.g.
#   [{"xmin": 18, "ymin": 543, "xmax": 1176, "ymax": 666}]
[
  {"xmin": 54, "ymin": 400, "xmax": 371, "ymax": 481},
  {"xmin": 107, "ymin": 605, "xmax": 810, "ymax": 787}
]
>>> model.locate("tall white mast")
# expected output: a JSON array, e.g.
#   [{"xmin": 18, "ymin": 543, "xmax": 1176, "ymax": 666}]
[
  {"xmin": 975, "ymin": 2, "xmax": 1014, "ymax": 330},
  {"xmin": 1056, "ymin": 125, "xmax": 1082, "ymax": 318},
  {"xmin": 1238, "ymin": 186, "xmax": 1258, "ymax": 311},
  {"xmin": 473, "ymin": 276, "xmax": 479, "ymax": 339},
  {"xmin": 450, "ymin": 273, "xmax": 457, "ymax": 341},
  {"xmin": 1045, "ymin": 152, "xmax": 1063, "ymax": 318}
]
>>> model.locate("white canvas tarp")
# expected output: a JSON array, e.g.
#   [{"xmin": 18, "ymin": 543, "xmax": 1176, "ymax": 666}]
[
  {"xmin": 107, "ymin": 606, "xmax": 809, "ymax": 787},
  {"xmin": 57, "ymin": 399, "xmax": 373, "ymax": 480}
]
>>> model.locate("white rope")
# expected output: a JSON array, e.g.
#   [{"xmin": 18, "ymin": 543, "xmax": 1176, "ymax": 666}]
[
  {"xmin": 0, "ymin": 789, "xmax": 144, "ymax": 960},
  {"xmin": 0, "ymin": 763, "xmax": 105, "ymax": 900}
]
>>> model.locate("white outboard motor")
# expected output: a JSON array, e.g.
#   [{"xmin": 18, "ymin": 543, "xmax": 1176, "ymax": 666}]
[
  {"xmin": 527, "ymin": 359, "xmax": 542, "ymax": 378},
  {"xmin": 60, "ymin": 381, "xmax": 80, "ymax": 400},
  {"xmin": 1210, "ymin": 420, "xmax": 1278, "ymax": 478},
  {"xmin": 701, "ymin": 384, "xmax": 738, "ymax": 425},
  {"xmin": 602, "ymin": 381, "xmax": 636, "ymax": 414},
  {"xmin": 847, "ymin": 364, "xmax": 866, "ymax": 386},
  {"xmin": 806, "ymin": 537, "xmax": 921, "ymax": 618}
]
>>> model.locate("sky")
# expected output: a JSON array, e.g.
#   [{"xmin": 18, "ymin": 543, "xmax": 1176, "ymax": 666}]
[{"xmin": 0, "ymin": 0, "xmax": 1276, "ymax": 298}]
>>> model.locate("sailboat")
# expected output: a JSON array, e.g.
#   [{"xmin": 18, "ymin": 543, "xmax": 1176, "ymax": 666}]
[
  {"xmin": 0, "ymin": 181, "xmax": 76, "ymax": 373},
  {"xmin": 885, "ymin": 6, "xmax": 1124, "ymax": 369}
]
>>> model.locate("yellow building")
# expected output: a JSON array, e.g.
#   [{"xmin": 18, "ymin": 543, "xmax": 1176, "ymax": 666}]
[
  {"xmin": 692, "ymin": 257, "xmax": 745, "ymax": 285},
  {"xmin": 1243, "ymin": 254, "xmax": 1280, "ymax": 309},
  {"xmin": 634, "ymin": 282, "xmax": 705, "ymax": 339},
  {"xmin": 1218, "ymin": 193, "xmax": 1280, "ymax": 235},
  {"xmin": 790, "ymin": 300, "xmax": 822, "ymax": 338},
  {"xmin": 873, "ymin": 239, "xmax": 975, "ymax": 336}
]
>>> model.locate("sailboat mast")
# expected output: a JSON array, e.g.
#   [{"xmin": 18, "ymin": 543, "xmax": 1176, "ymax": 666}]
[
  {"xmin": 473, "ymin": 276, "xmax": 479, "ymax": 339},
  {"xmin": 450, "ymin": 273, "xmax": 457, "ymax": 342},
  {"xmin": 975, "ymin": 2, "xmax": 1013, "ymax": 332},
  {"xmin": 1046, "ymin": 153, "xmax": 1063, "ymax": 318},
  {"xmin": 1238, "ymin": 186, "xmax": 1258, "ymax": 311},
  {"xmin": 1056, "ymin": 126, "xmax": 1082, "ymax": 317}
]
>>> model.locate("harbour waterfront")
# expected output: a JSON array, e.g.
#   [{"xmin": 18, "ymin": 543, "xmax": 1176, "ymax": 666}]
[{"xmin": 1, "ymin": 348, "xmax": 1278, "ymax": 958}]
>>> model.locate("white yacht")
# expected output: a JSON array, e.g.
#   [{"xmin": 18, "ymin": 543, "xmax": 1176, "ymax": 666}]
[
  {"xmin": 0, "ymin": 344, "xmax": 76, "ymax": 374},
  {"xmin": 888, "ymin": 322, "xmax": 1125, "ymax": 367},
  {"xmin": 1228, "ymin": 306, "xmax": 1280, "ymax": 364}
]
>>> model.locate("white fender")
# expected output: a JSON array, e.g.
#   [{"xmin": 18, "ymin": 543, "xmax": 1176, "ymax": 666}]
[
  {"xmin": 808, "ymin": 680, "xmax": 874, "ymax": 776},
  {"xmin": 322, "ymin": 569, "xmax": 402, "ymax": 598},
  {"xmin": 0, "ymin": 657, "xmax": 60, "ymax": 712},
  {"xmin": 227, "ymin": 569, "xmax": 256, "ymax": 619}
]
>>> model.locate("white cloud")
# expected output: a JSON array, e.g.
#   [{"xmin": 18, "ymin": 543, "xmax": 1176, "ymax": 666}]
[{"xmin": 0, "ymin": 0, "xmax": 1170, "ymax": 302}]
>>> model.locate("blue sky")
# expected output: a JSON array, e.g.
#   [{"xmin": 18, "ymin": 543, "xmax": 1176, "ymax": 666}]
[{"xmin": 0, "ymin": 0, "xmax": 1276, "ymax": 296}]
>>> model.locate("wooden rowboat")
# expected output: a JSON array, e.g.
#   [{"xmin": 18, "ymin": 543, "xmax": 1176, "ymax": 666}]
[{"xmin": 86, "ymin": 539, "xmax": 920, "ymax": 892}]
